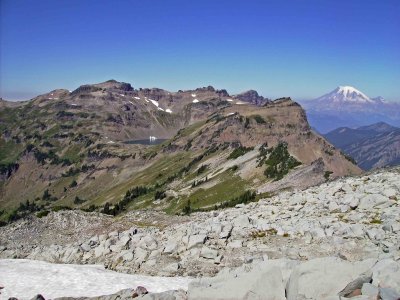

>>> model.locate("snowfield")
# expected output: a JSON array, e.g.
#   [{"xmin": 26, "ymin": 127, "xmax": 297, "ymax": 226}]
[{"xmin": 0, "ymin": 259, "xmax": 191, "ymax": 300}]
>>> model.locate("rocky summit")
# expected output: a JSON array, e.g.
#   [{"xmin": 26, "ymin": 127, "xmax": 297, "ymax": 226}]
[{"xmin": 1, "ymin": 167, "xmax": 399, "ymax": 299}]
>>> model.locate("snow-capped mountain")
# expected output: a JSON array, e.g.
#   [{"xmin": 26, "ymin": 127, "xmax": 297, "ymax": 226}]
[
  {"xmin": 315, "ymin": 86, "xmax": 374, "ymax": 104},
  {"xmin": 299, "ymin": 86, "xmax": 400, "ymax": 133}
]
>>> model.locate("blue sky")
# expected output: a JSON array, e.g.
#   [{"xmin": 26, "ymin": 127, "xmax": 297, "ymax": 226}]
[{"xmin": 1, "ymin": 0, "xmax": 399, "ymax": 101}]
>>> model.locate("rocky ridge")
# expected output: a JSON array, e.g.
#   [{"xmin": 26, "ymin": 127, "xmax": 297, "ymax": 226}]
[{"xmin": 1, "ymin": 167, "xmax": 399, "ymax": 299}]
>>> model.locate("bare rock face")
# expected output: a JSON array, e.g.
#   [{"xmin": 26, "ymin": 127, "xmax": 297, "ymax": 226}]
[{"xmin": 234, "ymin": 90, "xmax": 270, "ymax": 106}]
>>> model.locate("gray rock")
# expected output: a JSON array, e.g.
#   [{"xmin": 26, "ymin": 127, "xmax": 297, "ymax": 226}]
[
  {"xmin": 187, "ymin": 234, "xmax": 206, "ymax": 249},
  {"xmin": 200, "ymin": 247, "xmax": 218, "ymax": 259},
  {"xmin": 379, "ymin": 287, "xmax": 400, "ymax": 300},
  {"xmin": 372, "ymin": 259, "xmax": 400, "ymax": 293},
  {"xmin": 163, "ymin": 242, "xmax": 177, "ymax": 254},
  {"xmin": 338, "ymin": 273, "xmax": 372, "ymax": 297},
  {"xmin": 188, "ymin": 262, "xmax": 285, "ymax": 300},
  {"xmin": 286, "ymin": 257, "xmax": 376, "ymax": 300},
  {"xmin": 361, "ymin": 283, "xmax": 379, "ymax": 298}
]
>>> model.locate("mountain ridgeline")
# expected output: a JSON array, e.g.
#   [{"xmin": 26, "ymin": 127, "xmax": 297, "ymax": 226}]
[
  {"xmin": 324, "ymin": 122, "xmax": 400, "ymax": 170},
  {"xmin": 0, "ymin": 80, "xmax": 360, "ymax": 223}
]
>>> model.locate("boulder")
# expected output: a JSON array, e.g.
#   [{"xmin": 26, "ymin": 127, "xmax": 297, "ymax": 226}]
[
  {"xmin": 379, "ymin": 287, "xmax": 400, "ymax": 300},
  {"xmin": 187, "ymin": 235, "xmax": 206, "ymax": 249},
  {"xmin": 163, "ymin": 242, "xmax": 177, "ymax": 254},
  {"xmin": 286, "ymin": 257, "xmax": 376, "ymax": 300},
  {"xmin": 200, "ymin": 247, "xmax": 218, "ymax": 259},
  {"xmin": 188, "ymin": 262, "xmax": 286, "ymax": 300},
  {"xmin": 371, "ymin": 259, "xmax": 400, "ymax": 293},
  {"xmin": 361, "ymin": 283, "xmax": 379, "ymax": 298}
]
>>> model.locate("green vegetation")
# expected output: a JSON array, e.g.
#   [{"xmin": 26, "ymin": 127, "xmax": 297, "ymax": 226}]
[
  {"xmin": 154, "ymin": 190, "xmax": 166, "ymax": 200},
  {"xmin": 197, "ymin": 164, "xmax": 208, "ymax": 175},
  {"xmin": 182, "ymin": 190, "xmax": 256, "ymax": 214},
  {"xmin": 324, "ymin": 171, "xmax": 333, "ymax": 181},
  {"xmin": 36, "ymin": 210, "xmax": 50, "ymax": 218},
  {"xmin": 251, "ymin": 115, "xmax": 266, "ymax": 124},
  {"xmin": 228, "ymin": 146, "xmax": 254, "ymax": 159},
  {"xmin": 170, "ymin": 170, "xmax": 248, "ymax": 213},
  {"xmin": 102, "ymin": 186, "xmax": 150, "ymax": 216},
  {"xmin": 0, "ymin": 139, "xmax": 24, "ymax": 164},
  {"xmin": 69, "ymin": 180, "xmax": 78, "ymax": 188},
  {"xmin": 73, "ymin": 196, "xmax": 86, "ymax": 204},
  {"xmin": 263, "ymin": 142, "xmax": 301, "ymax": 181}
]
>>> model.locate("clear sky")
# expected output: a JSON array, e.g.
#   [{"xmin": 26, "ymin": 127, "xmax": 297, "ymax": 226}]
[{"xmin": 1, "ymin": 0, "xmax": 399, "ymax": 101}]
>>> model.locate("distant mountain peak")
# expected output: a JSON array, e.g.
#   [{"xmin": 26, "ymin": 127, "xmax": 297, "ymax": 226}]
[{"xmin": 317, "ymin": 86, "xmax": 373, "ymax": 104}]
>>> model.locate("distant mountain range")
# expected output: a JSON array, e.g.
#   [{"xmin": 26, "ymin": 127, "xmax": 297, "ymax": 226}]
[
  {"xmin": 324, "ymin": 122, "xmax": 400, "ymax": 170},
  {"xmin": 299, "ymin": 86, "xmax": 400, "ymax": 133}
]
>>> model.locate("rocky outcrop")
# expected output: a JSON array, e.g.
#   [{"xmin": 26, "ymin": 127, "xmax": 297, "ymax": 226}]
[{"xmin": 234, "ymin": 90, "xmax": 270, "ymax": 106}]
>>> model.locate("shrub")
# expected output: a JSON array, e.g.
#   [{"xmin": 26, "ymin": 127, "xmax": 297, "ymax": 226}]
[
  {"xmin": 155, "ymin": 190, "xmax": 166, "ymax": 200},
  {"xmin": 36, "ymin": 210, "xmax": 50, "ymax": 218},
  {"xmin": 69, "ymin": 180, "xmax": 78, "ymax": 188},
  {"xmin": 263, "ymin": 142, "xmax": 301, "ymax": 180},
  {"xmin": 252, "ymin": 115, "xmax": 266, "ymax": 124},
  {"xmin": 73, "ymin": 196, "xmax": 86, "ymax": 204},
  {"xmin": 182, "ymin": 200, "xmax": 192, "ymax": 215},
  {"xmin": 324, "ymin": 171, "xmax": 333, "ymax": 181},
  {"xmin": 228, "ymin": 146, "xmax": 254, "ymax": 159},
  {"xmin": 197, "ymin": 164, "xmax": 208, "ymax": 175}
]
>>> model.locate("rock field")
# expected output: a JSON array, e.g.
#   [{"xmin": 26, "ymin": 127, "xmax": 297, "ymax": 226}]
[{"xmin": 1, "ymin": 167, "xmax": 399, "ymax": 299}]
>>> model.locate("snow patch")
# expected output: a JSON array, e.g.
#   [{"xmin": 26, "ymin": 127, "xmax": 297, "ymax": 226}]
[
  {"xmin": 192, "ymin": 99, "xmax": 199, "ymax": 103},
  {"xmin": 158, "ymin": 107, "xmax": 165, "ymax": 111},
  {"xmin": 129, "ymin": 101, "xmax": 134, "ymax": 105},
  {"xmin": 70, "ymin": 103, "xmax": 78, "ymax": 106},
  {"xmin": 227, "ymin": 99, "xmax": 233, "ymax": 102},
  {"xmin": 166, "ymin": 108, "xmax": 172, "ymax": 113},
  {"xmin": 0, "ymin": 259, "xmax": 191, "ymax": 300},
  {"xmin": 191, "ymin": 93, "xmax": 196, "ymax": 97},
  {"xmin": 150, "ymin": 99, "xmax": 159, "ymax": 107},
  {"xmin": 235, "ymin": 101, "xmax": 246, "ymax": 105},
  {"xmin": 134, "ymin": 97, "xmax": 141, "ymax": 100},
  {"xmin": 119, "ymin": 94, "xmax": 125, "ymax": 97}
]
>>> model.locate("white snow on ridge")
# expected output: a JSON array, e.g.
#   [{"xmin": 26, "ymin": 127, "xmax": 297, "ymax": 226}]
[
  {"xmin": 134, "ymin": 97, "xmax": 141, "ymax": 100},
  {"xmin": 166, "ymin": 108, "xmax": 172, "ymax": 113},
  {"xmin": 192, "ymin": 99, "xmax": 199, "ymax": 103},
  {"xmin": 0, "ymin": 259, "xmax": 191, "ymax": 300},
  {"xmin": 150, "ymin": 99, "xmax": 159, "ymax": 107},
  {"xmin": 158, "ymin": 107, "xmax": 165, "ymax": 111}
]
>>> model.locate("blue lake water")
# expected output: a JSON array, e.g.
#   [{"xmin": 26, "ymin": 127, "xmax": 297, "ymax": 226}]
[{"xmin": 124, "ymin": 139, "xmax": 168, "ymax": 145}]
